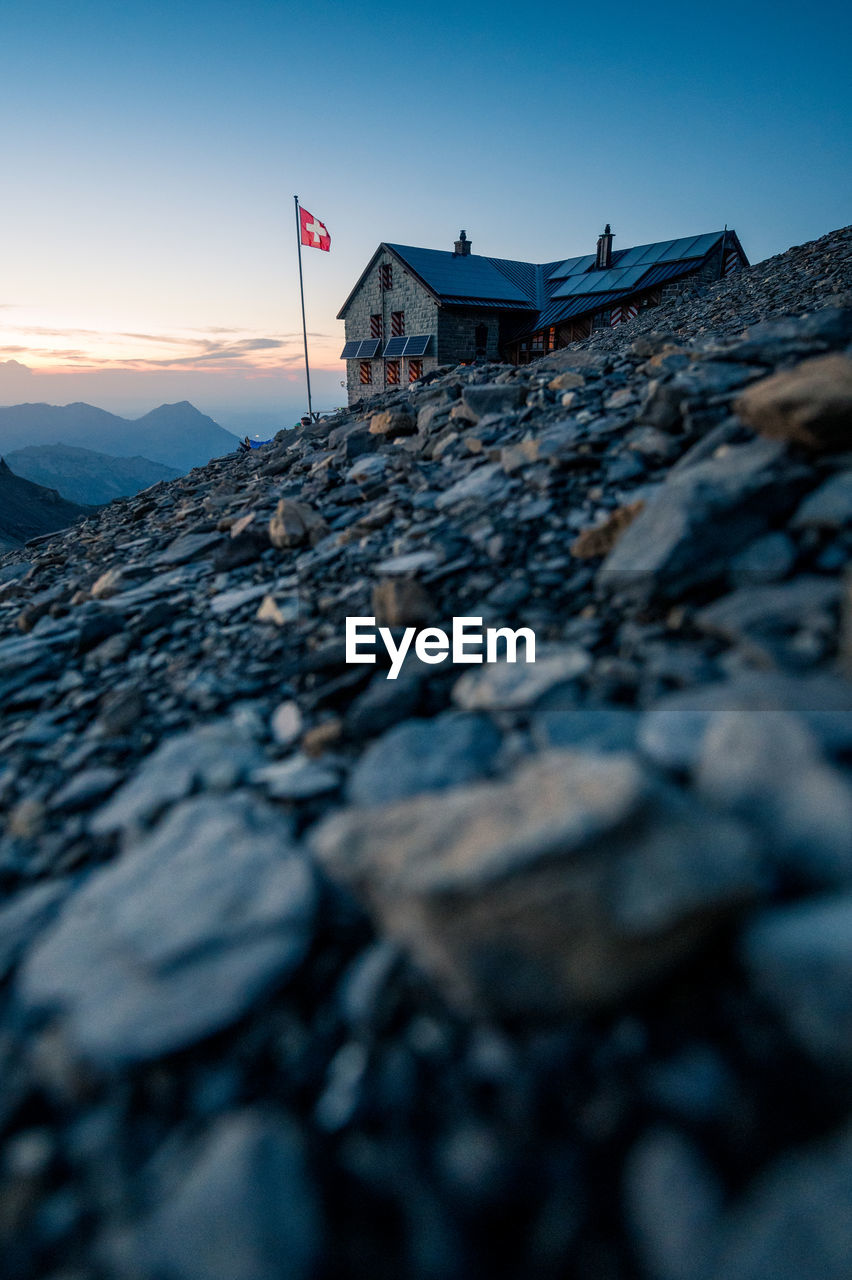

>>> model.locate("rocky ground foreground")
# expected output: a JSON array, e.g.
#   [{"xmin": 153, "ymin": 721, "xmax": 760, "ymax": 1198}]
[{"xmin": 1, "ymin": 224, "xmax": 852, "ymax": 1280}]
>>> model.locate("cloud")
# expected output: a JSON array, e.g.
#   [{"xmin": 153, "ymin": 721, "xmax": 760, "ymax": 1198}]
[
  {"xmin": 1, "ymin": 321, "xmax": 341, "ymax": 379},
  {"xmin": 0, "ymin": 358, "xmax": 31, "ymax": 372}
]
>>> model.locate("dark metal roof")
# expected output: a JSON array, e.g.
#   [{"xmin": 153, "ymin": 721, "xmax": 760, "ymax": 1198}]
[
  {"xmin": 636, "ymin": 258, "xmax": 703, "ymax": 288},
  {"xmin": 553, "ymin": 263, "xmax": 649, "ymax": 298},
  {"xmin": 613, "ymin": 231, "xmax": 722, "ymax": 268},
  {"xmin": 338, "ymin": 231, "xmax": 748, "ymax": 335},
  {"xmin": 534, "ymin": 291, "xmax": 626, "ymax": 331},
  {"xmin": 385, "ymin": 243, "xmax": 534, "ymax": 305}
]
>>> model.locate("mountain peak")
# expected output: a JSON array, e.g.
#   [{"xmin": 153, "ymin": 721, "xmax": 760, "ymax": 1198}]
[{"xmin": 0, "ymin": 400, "xmax": 239, "ymax": 472}]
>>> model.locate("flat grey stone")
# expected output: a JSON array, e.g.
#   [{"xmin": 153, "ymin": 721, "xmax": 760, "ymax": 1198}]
[
  {"xmin": 532, "ymin": 707, "xmax": 638, "ymax": 753},
  {"xmin": 251, "ymin": 754, "xmax": 339, "ymax": 800},
  {"xmin": 453, "ymin": 647, "xmax": 590, "ymax": 712},
  {"xmin": 346, "ymin": 454, "xmax": 387, "ymax": 483},
  {"xmin": 706, "ymin": 1124, "xmax": 852, "ymax": 1280},
  {"xmin": 435, "ymin": 464, "xmax": 506, "ymax": 510},
  {"xmin": 742, "ymin": 893, "xmax": 852, "ymax": 1070},
  {"xmin": 125, "ymin": 1110, "xmax": 320, "ymax": 1280},
  {"xmin": 790, "ymin": 470, "xmax": 852, "ymax": 529},
  {"xmin": 730, "ymin": 531, "xmax": 797, "ymax": 586},
  {"xmin": 313, "ymin": 751, "xmax": 758, "ymax": 1018},
  {"xmin": 598, "ymin": 439, "xmax": 807, "ymax": 600},
  {"xmin": 697, "ymin": 711, "xmax": 852, "ymax": 887},
  {"xmin": 373, "ymin": 550, "xmax": 441, "ymax": 575},
  {"xmin": 624, "ymin": 1128, "xmax": 722, "ymax": 1280},
  {"xmin": 639, "ymin": 708, "xmax": 715, "ymax": 774},
  {"xmin": 19, "ymin": 793, "xmax": 315, "ymax": 1065},
  {"xmin": 49, "ymin": 766, "xmax": 123, "ymax": 813},
  {"xmin": 695, "ymin": 577, "xmax": 839, "ymax": 644},
  {"xmin": 461, "ymin": 383, "xmax": 527, "ymax": 419},
  {"xmin": 0, "ymin": 629, "xmax": 78, "ymax": 678},
  {"xmin": 270, "ymin": 700, "xmax": 303, "ymax": 748},
  {"xmin": 0, "ymin": 880, "xmax": 71, "ymax": 981},
  {"xmin": 99, "ymin": 568, "xmax": 196, "ymax": 612},
  {"xmin": 90, "ymin": 722, "xmax": 265, "ymax": 836},
  {"xmin": 640, "ymin": 673, "xmax": 852, "ymax": 758},
  {"xmin": 347, "ymin": 712, "xmax": 501, "ymax": 806},
  {"xmin": 209, "ymin": 583, "xmax": 269, "ymax": 615},
  {"xmin": 155, "ymin": 531, "xmax": 222, "ymax": 566}
]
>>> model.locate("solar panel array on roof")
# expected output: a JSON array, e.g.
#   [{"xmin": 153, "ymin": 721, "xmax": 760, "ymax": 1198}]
[
  {"xmin": 552, "ymin": 263, "xmax": 649, "ymax": 298},
  {"xmin": 548, "ymin": 253, "xmax": 597, "ymax": 279},
  {"xmin": 614, "ymin": 232, "xmax": 721, "ymax": 269},
  {"xmin": 387, "ymin": 244, "xmax": 533, "ymax": 304}
]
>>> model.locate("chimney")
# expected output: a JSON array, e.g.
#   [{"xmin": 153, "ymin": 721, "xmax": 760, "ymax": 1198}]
[
  {"xmin": 454, "ymin": 229, "xmax": 471, "ymax": 256},
  {"xmin": 596, "ymin": 223, "xmax": 614, "ymax": 270}
]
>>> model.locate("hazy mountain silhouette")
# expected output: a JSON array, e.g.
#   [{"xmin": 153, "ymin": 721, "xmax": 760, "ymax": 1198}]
[
  {"xmin": 6, "ymin": 444, "xmax": 180, "ymax": 507},
  {"xmin": 0, "ymin": 458, "xmax": 92, "ymax": 548},
  {"xmin": 0, "ymin": 401, "xmax": 240, "ymax": 472}
]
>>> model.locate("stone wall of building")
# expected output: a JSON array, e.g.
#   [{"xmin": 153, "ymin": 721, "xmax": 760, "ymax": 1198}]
[
  {"xmin": 342, "ymin": 249, "xmax": 440, "ymax": 404},
  {"xmin": 436, "ymin": 309, "xmax": 504, "ymax": 365}
]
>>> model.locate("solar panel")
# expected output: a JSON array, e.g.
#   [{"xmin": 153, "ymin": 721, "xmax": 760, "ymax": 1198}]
[
  {"xmin": 356, "ymin": 338, "xmax": 381, "ymax": 358},
  {"xmin": 382, "ymin": 336, "xmax": 407, "ymax": 358},
  {"xmin": 549, "ymin": 253, "xmax": 596, "ymax": 279},
  {"xmin": 340, "ymin": 340, "xmax": 361, "ymax": 358},
  {"xmin": 403, "ymin": 334, "xmax": 431, "ymax": 356},
  {"xmin": 553, "ymin": 262, "xmax": 651, "ymax": 297},
  {"xmin": 610, "ymin": 242, "xmax": 653, "ymax": 268}
]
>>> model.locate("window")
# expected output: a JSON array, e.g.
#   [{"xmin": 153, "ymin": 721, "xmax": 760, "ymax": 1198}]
[
  {"xmin": 531, "ymin": 333, "xmax": 544, "ymax": 352},
  {"xmin": 359, "ymin": 360, "xmax": 372, "ymax": 385},
  {"xmin": 474, "ymin": 323, "xmax": 488, "ymax": 356},
  {"xmin": 408, "ymin": 359, "xmax": 422, "ymax": 383},
  {"xmin": 370, "ymin": 313, "xmax": 382, "ymax": 339},
  {"xmin": 386, "ymin": 359, "xmax": 400, "ymax": 385},
  {"xmin": 548, "ymin": 326, "xmax": 556, "ymax": 352},
  {"xmin": 380, "ymin": 263, "xmax": 392, "ymax": 290},
  {"xmin": 391, "ymin": 310, "xmax": 405, "ymax": 337}
]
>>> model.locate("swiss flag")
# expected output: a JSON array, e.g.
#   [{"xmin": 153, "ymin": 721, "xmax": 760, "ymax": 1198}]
[{"xmin": 299, "ymin": 206, "xmax": 331, "ymax": 251}]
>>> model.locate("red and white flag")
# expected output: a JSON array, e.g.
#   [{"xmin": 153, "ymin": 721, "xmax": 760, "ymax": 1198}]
[{"xmin": 299, "ymin": 206, "xmax": 331, "ymax": 251}]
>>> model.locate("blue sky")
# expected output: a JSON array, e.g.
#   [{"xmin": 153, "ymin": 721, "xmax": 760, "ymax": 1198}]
[{"xmin": 1, "ymin": 0, "xmax": 849, "ymax": 431}]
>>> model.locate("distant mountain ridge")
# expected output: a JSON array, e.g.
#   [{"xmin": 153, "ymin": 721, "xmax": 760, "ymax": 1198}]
[
  {"xmin": 6, "ymin": 444, "xmax": 180, "ymax": 506},
  {"xmin": 0, "ymin": 400, "xmax": 240, "ymax": 472},
  {"xmin": 0, "ymin": 458, "xmax": 91, "ymax": 548}
]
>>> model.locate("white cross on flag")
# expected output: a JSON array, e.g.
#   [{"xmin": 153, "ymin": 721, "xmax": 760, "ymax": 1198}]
[{"xmin": 299, "ymin": 206, "xmax": 331, "ymax": 251}]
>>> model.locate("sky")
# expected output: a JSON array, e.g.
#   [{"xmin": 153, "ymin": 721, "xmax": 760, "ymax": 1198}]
[{"xmin": 1, "ymin": 0, "xmax": 849, "ymax": 435}]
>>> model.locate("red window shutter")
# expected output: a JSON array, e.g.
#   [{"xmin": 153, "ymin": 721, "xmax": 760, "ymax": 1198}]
[
  {"xmin": 391, "ymin": 311, "xmax": 404, "ymax": 337},
  {"xmin": 408, "ymin": 359, "xmax": 422, "ymax": 383},
  {"xmin": 386, "ymin": 359, "xmax": 399, "ymax": 385}
]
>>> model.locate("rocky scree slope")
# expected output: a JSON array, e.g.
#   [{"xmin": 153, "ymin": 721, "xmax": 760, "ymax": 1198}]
[{"xmin": 0, "ymin": 224, "xmax": 852, "ymax": 1280}]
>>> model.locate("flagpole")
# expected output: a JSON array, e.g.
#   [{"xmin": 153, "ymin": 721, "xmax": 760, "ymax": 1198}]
[{"xmin": 294, "ymin": 194, "xmax": 313, "ymax": 420}]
